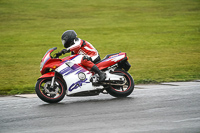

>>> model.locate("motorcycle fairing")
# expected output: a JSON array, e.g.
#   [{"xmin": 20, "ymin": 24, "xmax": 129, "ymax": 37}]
[
  {"xmin": 38, "ymin": 72, "xmax": 55, "ymax": 79},
  {"xmin": 56, "ymin": 62, "xmax": 96, "ymax": 96},
  {"xmin": 60, "ymin": 54, "xmax": 79, "ymax": 65},
  {"xmin": 96, "ymin": 53, "xmax": 126, "ymax": 70}
]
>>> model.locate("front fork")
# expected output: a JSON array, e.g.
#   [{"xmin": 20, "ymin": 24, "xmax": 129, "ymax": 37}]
[{"xmin": 50, "ymin": 71, "xmax": 56, "ymax": 88}]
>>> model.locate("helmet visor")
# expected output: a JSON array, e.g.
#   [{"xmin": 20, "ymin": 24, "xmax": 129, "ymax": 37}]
[{"xmin": 62, "ymin": 40, "xmax": 66, "ymax": 46}]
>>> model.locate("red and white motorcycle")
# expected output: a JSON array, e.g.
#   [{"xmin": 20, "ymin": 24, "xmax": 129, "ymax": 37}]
[{"xmin": 35, "ymin": 47, "xmax": 134, "ymax": 103}]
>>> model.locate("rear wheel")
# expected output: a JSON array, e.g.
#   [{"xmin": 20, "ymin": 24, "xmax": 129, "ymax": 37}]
[
  {"xmin": 106, "ymin": 69, "xmax": 134, "ymax": 97},
  {"xmin": 35, "ymin": 78, "xmax": 66, "ymax": 103}
]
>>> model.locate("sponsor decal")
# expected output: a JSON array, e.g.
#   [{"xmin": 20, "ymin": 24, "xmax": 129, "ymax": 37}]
[{"xmin": 69, "ymin": 78, "xmax": 90, "ymax": 91}]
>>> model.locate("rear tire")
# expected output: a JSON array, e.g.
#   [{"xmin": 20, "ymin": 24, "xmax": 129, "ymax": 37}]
[
  {"xmin": 106, "ymin": 69, "xmax": 134, "ymax": 97},
  {"xmin": 35, "ymin": 78, "xmax": 66, "ymax": 103}
]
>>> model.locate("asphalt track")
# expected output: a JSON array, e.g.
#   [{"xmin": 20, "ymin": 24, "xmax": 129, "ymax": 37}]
[{"xmin": 0, "ymin": 81, "xmax": 200, "ymax": 133}]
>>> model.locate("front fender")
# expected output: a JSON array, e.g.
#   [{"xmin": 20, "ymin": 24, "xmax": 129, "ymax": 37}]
[
  {"xmin": 37, "ymin": 72, "xmax": 67, "ymax": 90},
  {"xmin": 38, "ymin": 72, "xmax": 55, "ymax": 80}
]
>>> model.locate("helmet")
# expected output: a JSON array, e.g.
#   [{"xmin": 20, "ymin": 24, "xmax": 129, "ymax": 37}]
[{"xmin": 61, "ymin": 30, "xmax": 77, "ymax": 48}]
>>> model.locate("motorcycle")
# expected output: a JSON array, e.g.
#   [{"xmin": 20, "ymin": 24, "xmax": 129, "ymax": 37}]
[{"xmin": 35, "ymin": 47, "xmax": 134, "ymax": 103}]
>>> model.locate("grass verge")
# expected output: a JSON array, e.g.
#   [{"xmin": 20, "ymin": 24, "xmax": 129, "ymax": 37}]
[{"xmin": 0, "ymin": 0, "xmax": 200, "ymax": 95}]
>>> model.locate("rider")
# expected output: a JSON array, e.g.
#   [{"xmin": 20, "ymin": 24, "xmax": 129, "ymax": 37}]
[{"xmin": 56, "ymin": 30, "xmax": 106, "ymax": 82}]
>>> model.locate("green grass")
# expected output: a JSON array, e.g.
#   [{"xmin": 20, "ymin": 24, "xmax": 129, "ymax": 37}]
[{"xmin": 0, "ymin": 0, "xmax": 200, "ymax": 95}]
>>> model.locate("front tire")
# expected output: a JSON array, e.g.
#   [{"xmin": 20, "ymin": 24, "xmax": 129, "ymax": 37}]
[
  {"xmin": 106, "ymin": 69, "xmax": 134, "ymax": 97},
  {"xmin": 35, "ymin": 78, "xmax": 66, "ymax": 103}
]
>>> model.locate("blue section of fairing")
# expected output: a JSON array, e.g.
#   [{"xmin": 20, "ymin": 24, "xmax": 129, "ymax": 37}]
[{"xmin": 59, "ymin": 64, "xmax": 87, "ymax": 76}]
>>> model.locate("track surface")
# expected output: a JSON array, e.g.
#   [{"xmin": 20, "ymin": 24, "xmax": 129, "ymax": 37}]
[{"xmin": 0, "ymin": 81, "xmax": 200, "ymax": 133}]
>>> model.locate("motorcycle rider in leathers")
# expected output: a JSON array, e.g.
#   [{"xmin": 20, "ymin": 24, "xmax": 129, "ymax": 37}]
[{"xmin": 56, "ymin": 30, "xmax": 106, "ymax": 82}]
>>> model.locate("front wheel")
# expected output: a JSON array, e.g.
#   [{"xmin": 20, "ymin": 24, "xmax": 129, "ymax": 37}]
[
  {"xmin": 35, "ymin": 78, "xmax": 66, "ymax": 103},
  {"xmin": 106, "ymin": 69, "xmax": 134, "ymax": 97}
]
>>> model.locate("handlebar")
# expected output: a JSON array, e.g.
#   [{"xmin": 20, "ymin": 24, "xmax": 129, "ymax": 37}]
[
  {"xmin": 53, "ymin": 49, "xmax": 70, "ymax": 58},
  {"xmin": 53, "ymin": 52, "xmax": 62, "ymax": 58}
]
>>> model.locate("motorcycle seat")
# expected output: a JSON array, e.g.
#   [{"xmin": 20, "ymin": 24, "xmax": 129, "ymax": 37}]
[{"xmin": 95, "ymin": 53, "xmax": 118, "ymax": 64}]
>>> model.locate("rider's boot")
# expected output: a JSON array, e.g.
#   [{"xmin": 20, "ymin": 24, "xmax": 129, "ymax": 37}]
[{"xmin": 91, "ymin": 65, "xmax": 106, "ymax": 82}]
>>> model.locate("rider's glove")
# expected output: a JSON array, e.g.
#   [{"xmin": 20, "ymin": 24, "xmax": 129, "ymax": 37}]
[
  {"xmin": 61, "ymin": 49, "xmax": 70, "ymax": 54},
  {"xmin": 55, "ymin": 52, "xmax": 62, "ymax": 57},
  {"xmin": 55, "ymin": 49, "xmax": 70, "ymax": 58}
]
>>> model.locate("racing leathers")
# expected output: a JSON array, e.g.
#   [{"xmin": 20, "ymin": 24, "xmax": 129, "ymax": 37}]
[{"xmin": 65, "ymin": 38, "xmax": 106, "ymax": 81}]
